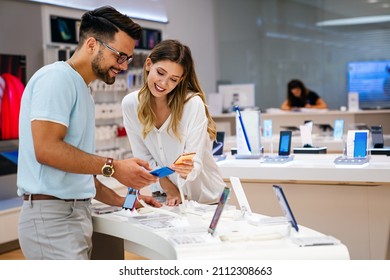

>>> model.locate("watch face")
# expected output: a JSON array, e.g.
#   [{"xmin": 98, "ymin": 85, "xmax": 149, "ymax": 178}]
[{"xmin": 103, "ymin": 166, "xmax": 114, "ymax": 176}]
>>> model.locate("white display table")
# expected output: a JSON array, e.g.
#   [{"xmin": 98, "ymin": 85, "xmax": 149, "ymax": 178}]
[
  {"xmin": 92, "ymin": 206, "xmax": 350, "ymax": 260},
  {"xmin": 216, "ymin": 154, "xmax": 390, "ymax": 260}
]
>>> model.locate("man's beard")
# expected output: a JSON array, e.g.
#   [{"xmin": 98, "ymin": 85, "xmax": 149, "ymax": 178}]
[{"xmin": 91, "ymin": 55, "xmax": 116, "ymax": 85}]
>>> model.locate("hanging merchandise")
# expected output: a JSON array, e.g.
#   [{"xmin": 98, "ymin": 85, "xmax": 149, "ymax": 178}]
[{"xmin": 1, "ymin": 73, "xmax": 24, "ymax": 140}]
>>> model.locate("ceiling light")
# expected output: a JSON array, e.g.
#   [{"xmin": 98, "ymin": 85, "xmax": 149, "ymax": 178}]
[
  {"xmin": 316, "ymin": 15, "xmax": 390, "ymax": 26},
  {"xmin": 28, "ymin": 0, "xmax": 168, "ymax": 23}
]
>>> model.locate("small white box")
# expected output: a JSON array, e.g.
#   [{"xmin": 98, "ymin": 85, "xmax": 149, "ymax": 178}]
[{"xmin": 348, "ymin": 92, "xmax": 359, "ymax": 112}]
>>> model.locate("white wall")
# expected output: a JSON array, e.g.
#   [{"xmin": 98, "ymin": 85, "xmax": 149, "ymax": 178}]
[{"xmin": 163, "ymin": 0, "xmax": 218, "ymax": 93}]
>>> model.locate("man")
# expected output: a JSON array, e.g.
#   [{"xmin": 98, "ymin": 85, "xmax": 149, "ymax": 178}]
[{"xmin": 17, "ymin": 6, "xmax": 161, "ymax": 260}]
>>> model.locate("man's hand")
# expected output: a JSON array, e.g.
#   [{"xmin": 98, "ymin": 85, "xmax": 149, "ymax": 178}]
[{"xmin": 113, "ymin": 158, "xmax": 158, "ymax": 189}]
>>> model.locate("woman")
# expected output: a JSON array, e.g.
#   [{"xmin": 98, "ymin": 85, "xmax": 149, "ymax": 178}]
[
  {"xmin": 281, "ymin": 79, "xmax": 327, "ymax": 110},
  {"xmin": 122, "ymin": 39, "xmax": 226, "ymax": 205}
]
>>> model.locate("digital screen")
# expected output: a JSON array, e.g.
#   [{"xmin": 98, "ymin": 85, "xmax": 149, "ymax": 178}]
[
  {"xmin": 273, "ymin": 185, "xmax": 299, "ymax": 232},
  {"xmin": 0, "ymin": 151, "xmax": 18, "ymax": 176},
  {"xmin": 278, "ymin": 131, "xmax": 292, "ymax": 156},
  {"xmin": 212, "ymin": 131, "xmax": 225, "ymax": 156},
  {"xmin": 348, "ymin": 61, "xmax": 390, "ymax": 109},
  {"xmin": 263, "ymin": 119, "xmax": 273, "ymax": 138},
  {"xmin": 333, "ymin": 119, "xmax": 344, "ymax": 140},
  {"xmin": 371, "ymin": 125, "xmax": 384, "ymax": 148},
  {"xmin": 219, "ymin": 83, "xmax": 255, "ymax": 113},
  {"xmin": 50, "ymin": 15, "xmax": 80, "ymax": 44},
  {"xmin": 354, "ymin": 132, "xmax": 367, "ymax": 158},
  {"xmin": 123, "ymin": 188, "xmax": 139, "ymax": 211},
  {"xmin": 136, "ymin": 28, "xmax": 162, "ymax": 50}
]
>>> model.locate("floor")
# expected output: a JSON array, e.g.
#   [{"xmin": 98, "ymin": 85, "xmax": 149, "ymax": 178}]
[{"xmin": 0, "ymin": 248, "xmax": 147, "ymax": 260}]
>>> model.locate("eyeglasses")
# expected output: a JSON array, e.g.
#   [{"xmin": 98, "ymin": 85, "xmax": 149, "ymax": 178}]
[{"xmin": 95, "ymin": 38, "xmax": 133, "ymax": 64}]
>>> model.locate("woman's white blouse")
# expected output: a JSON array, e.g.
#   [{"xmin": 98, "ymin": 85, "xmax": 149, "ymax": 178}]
[{"xmin": 122, "ymin": 90, "xmax": 226, "ymax": 204}]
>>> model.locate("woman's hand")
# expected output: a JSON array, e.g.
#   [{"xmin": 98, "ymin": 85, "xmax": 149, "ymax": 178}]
[
  {"xmin": 159, "ymin": 177, "xmax": 182, "ymax": 206},
  {"xmin": 164, "ymin": 184, "xmax": 182, "ymax": 206},
  {"xmin": 171, "ymin": 159, "xmax": 194, "ymax": 179}
]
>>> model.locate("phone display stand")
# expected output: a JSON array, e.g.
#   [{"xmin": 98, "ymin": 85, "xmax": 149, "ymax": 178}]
[
  {"xmin": 261, "ymin": 155, "xmax": 294, "ymax": 164},
  {"xmin": 335, "ymin": 130, "xmax": 371, "ymax": 165},
  {"xmin": 368, "ymin": 148, "xmax": 390, "ymax": 156},
  {"xmin": 293, "ymin": 146, "xmax": 327, "ymax": 154},
  {"xmin": 235, "ymin": 153, "xmax": 262, "ymax": 159},
  {"xmin": 333, "ymin": 155, "xmax": 370, "ymax": 165},
  {"xmin": 234, "ymin": 205, "xmax": 252, "ymax": 221},
  {"xmin": 213, "ymin": 154, "xmax": 227, "ymax": 161},
  {"xmin": 234, "ymin": 108, "xmax": 262, "ymax": 159},
  {"xmin": 245, "ymin": 216, "xmax": 292, "ymax": 238}
]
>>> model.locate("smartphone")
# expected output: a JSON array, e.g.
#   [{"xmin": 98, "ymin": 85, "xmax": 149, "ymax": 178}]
[
  {"xmin": 371, "ymin": 125, "xmax": 384, "ymax": 148},
  {"xmin": 333, "ymin": 119, "xmax": 344, "ymax": 140},
  {"xmin": 92, "ymin": 206, "xmax": 122, "ymax": 215},
  {"xmin": 212, "ymin": 131, "xmax": 225, "ymax": 156},
  {"xmin": 150, "ymin": 166, "xmax": 175, "ymax": 178},
  {"xmin": 273, "ymin": 185, "xmax": 299, "ymax": 232},
  {"xmin": 263, "ymin": 119, "xmax": 273, "ymax": 138},
  {"xmin": 278, "ymin": 130, "xmax": 292, "ymax": 156},
  {"xmin": 123, "ymin": 187, "xmax": 139, "ymax": 211},
  {"xmin": 173, "ymin": 152, "xmax": 196, "ymax": 164},
  {"xmin": 208, "ymin": 187, "xmax": 231, "ymax": 235},
  {"xmin": 354, "ymin": 131, "xmax": 368, "ymax": 158}
]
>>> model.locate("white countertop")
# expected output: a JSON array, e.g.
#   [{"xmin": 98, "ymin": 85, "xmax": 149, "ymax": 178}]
[{"xmin": 217, "ymin": 154, "xmax": 390, "ymax": 185}]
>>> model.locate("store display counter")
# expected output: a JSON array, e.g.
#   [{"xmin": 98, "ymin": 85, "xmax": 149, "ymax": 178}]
[
  {"xmin": 217, "ymin": 154, "xmax": 390, "ymax": 260},
  {"xmin": 92, "ymin": 207, "xmax": 350, "ymax": 260}
]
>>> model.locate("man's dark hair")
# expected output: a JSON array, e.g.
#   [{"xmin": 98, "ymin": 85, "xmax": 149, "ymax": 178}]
[{"xmin": 79, "ymin": 5, "xmax": 141, "ymax": 44}]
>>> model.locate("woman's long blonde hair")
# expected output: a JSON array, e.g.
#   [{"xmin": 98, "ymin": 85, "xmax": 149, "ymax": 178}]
[{"xmin": 137, "ymin": 39, "xmax": 216, "ymax": 141}]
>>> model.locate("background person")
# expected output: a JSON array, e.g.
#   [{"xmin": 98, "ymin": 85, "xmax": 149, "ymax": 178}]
[
  {"xmin": 17, "ymin": 6, "xmax": 161, "ymax": 260},
  {"xmin": 122, "ymin": 39, "xmax": 226, "ymax": 206},
  {"xmin": 281, "ymin": 79, "xmax": 328, "ymax": 110}
]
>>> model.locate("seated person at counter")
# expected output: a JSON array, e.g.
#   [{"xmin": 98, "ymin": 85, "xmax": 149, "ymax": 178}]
[{"xmin": 281, "ymin": 79, "xmax": 328, "ymax": 111}]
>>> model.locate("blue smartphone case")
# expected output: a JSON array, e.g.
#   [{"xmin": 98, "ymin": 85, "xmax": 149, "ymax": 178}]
[{"xmin": 150, "ymin": 167, "xmax": 175, "ymax": 178}]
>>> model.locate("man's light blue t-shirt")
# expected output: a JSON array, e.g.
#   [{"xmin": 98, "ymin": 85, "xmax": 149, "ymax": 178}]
[{"xmin": 17, "ymin": 61, "xmax": 96, "ymax": 199}]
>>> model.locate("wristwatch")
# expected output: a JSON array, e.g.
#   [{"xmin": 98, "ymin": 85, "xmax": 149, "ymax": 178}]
[{"xmin": 101, "ymin": 158, "xmax": 115, "ymax": 177}]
